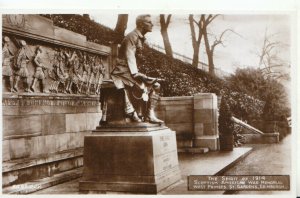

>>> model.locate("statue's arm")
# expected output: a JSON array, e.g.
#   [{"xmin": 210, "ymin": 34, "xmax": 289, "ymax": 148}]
[{"xmin": 124, "ymin": 37, "xmax": 138, "ymax": 75}]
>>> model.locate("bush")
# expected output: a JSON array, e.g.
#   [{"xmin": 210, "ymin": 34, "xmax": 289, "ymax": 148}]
[
  {"xmin": 219, "ymin": 97, "xmax": 234, "ymax": 135},
  {"xmin": 218, "ymin": 97, "xmax": 234, "ymax": 151},
  {"xmin": 226, "ymin": 67, "xmax": 290, "ymax": 121}
]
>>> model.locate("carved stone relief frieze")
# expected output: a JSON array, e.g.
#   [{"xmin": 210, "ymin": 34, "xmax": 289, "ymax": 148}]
[{"xmin": 2, "ymin": 35, "xmax": 108, "ymax": 96}]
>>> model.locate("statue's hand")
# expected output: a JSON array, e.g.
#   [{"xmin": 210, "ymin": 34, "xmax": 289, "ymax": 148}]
[
  {"xmin": 132, "ymin": 72, "xmax": 148, "ymax": 80},
  {"xmin": 155, "ymin": 78, "xmax": 166, "ymax": 83}
]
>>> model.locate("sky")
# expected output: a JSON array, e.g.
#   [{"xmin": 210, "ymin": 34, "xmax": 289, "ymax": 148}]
[{"xmin": 91, "ymin": 14, "xmax": 291, "ymax": 76}]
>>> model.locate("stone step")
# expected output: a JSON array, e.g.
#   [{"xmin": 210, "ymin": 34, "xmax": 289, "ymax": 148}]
[
  {"xmin": 177, "ymin": 147, "xmax": 209, "ymax": 153},
  {"xmin": 177, "ymin": 139, "xmax": 193, "ymax": 148},
  {"xmin": 3, "ymin": 148, "xmax": 83, "ymax": 187},
  {"xmin": 2, "ymin": 167, "xmax": 83, "ymax": 194},
  {"xmin": 28, "ymin": 147, "xmax": 253, "ymax": 195}
]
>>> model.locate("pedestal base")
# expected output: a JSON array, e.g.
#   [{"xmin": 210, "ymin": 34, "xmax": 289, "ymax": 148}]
[{"xmin": 79, "ymin": 124, "xmax": 181, "ymax": 194}]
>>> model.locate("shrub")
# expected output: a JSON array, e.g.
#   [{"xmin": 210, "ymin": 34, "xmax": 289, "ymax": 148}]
[
  {"xmin": 219, "ymin": 97, "xmax": 234, "ymax": 135},
  {"xmin": 218, "ymin": 97, "xmax": 234, "ymax": 150},
  {"xmin": 226, "ymin": 67, "xmax": 290, "ymax": 121}
]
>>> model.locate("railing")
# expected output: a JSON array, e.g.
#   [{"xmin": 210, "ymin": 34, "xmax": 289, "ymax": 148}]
[{"xmin": 232, "ymin": 116, "xmax": 264, "ymax": 135}]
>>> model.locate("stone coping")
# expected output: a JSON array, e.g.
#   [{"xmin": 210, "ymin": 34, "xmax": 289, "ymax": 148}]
[
  {"xmin": 159, "ymin": 96, "xmax": 193, "ymax": 101},
  {"xmin": 3, "ymin": 15, "xmax": 110, "ymax": 56},
  {"xmin": 3, "ymin": 148, "xmax": 83, "ymax": 173},
  {"xmin": 3, "ymin": 92, "xmax": 100, "ymax": 99}
]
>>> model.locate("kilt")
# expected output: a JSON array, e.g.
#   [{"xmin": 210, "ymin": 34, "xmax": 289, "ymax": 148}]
[
  {"xmin": 2, "ymin": 65, "xmax": 13, "ymax": 76},
  {"xmin": 33, "ymin": 68, "xmax": 45, "ymax": 79}
]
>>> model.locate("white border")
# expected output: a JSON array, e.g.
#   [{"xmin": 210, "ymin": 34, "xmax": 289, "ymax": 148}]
[{"xmin": 0, "ymin": 0, "xmax": 298, "ymax": 198}]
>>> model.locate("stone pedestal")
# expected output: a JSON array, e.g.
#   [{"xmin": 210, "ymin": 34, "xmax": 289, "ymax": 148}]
[
  {"xmin": 79, "ymin": 123, "xmax": 181, "ymax": 194},
  {"xmin": 193, "ymin": 93, "xmax": 219, "ymax": 151}
]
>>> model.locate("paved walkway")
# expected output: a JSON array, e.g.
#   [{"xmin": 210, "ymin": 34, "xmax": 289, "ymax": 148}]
[
  {"xmin": 224, "ymin": 134, "xmax": 291, "ymax": 195},
  {"xmin": 33, "ymin": 147, "xmax": 252, "ymax": 195}
]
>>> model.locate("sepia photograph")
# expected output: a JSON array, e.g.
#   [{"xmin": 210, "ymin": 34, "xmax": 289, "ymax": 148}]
[{"xmin": 0, "ymin": 1, "xmax": 298, "ymax": 197}]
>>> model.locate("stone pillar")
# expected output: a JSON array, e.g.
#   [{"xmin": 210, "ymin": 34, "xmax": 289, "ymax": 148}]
[{"xmin": 193, "ymin": 93, "xmax": 219, "ymax": 151}]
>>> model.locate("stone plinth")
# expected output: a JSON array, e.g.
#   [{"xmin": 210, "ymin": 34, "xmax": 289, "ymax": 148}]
[
  {"xmin": 79, "ymin": 124, "xmax": 181, "ymax": 194},
  {"xmin": 193, "ymin": 93, "xmax": 219, "ymax": 151},
  {"xmin": 243, "ymin": 133, "xmax": 280, "ymax": 144}
]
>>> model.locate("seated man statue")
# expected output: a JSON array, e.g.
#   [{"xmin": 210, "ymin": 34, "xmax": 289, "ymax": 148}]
[{"xmin": 111, "ymin": 14, "xmax": 164, "ymax": 124}]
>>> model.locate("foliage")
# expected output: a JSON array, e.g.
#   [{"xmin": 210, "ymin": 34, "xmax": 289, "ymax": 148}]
[
  {"xmin": 233, "ymin": 124, "xmax": 245, "ymax": 147},
  {"xmin": 218, "ymin": 97, "xmax": 234, "ymax": 135},
  {"xmin": 41, "ymin": 14, "xmax": 121, "ymax": 45},
  {"xmin": 226, "ymin": 67, "xmax": 290, "ymax": 121}
]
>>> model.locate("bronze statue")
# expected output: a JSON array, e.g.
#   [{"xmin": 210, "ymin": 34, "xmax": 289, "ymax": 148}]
[
  {"xmin": 111, "ymin": 15, "xmax": 164, "ymax": 124},
  {"xmin": 2, "ymin": 36, "xmax": 15, "ymax": 92}
]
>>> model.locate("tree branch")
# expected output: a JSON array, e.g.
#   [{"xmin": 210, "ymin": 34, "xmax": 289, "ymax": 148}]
[{"xmin": 166, "ymin": 14, "xmax": 172, "ymax": 26}]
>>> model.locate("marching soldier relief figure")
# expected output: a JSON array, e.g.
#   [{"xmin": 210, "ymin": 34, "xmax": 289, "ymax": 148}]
[
  {"xmin": 2, "ymin": 36, "xmax": 15, "ymax": 92},
  {"xmin": 30, "ymin": 46, "xmax": 48, "ymax": 93},
  {"xmin": 87, "ymin": 56, "xmax": 99, "ymax": 94},
  {"xmin": 13, "ymin": 40, "xmax": 31, "ymax": 93},
  {"xmin": 79, "ymin": 52, "xmax": 91, "ymax": 94},
  {"xmin": 49, "ymin": 49, "xmax": 69, "ymax": 93},
  {"xmin": 65, "ymin": 51, "xmax": 82, "ymax": 94},
  {"xmin": 111, "ymin": 14, "xmax": 164, "ymax": 124}
]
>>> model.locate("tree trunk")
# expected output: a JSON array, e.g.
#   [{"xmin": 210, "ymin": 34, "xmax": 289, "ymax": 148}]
[
  {"xmin": 160, "ymin": 15, "xmax": 173, "ymax": 58},
  {"xmin": 207, "ymin": 51, "xmax": 215, "ymax": 76},
  {"xmin": 189, "ymin": 15, "xmax": 202, "ymax": 68},
  {"xmin": 161, "ymin": 29, "xmax": 173, "ymax": 58},
  {"xmin": 192, "ymin": 44, "xmax": 200, "ymax": 68},
  {"xmin": 203, "ymin": 26, "xmax": 215, "ymax": 75},
  {"xmin": 114, "ymin": 14, "xmax": 128, "ymax": 43}
]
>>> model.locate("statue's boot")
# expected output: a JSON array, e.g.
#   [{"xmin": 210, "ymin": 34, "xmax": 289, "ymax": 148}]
[
  {"xmin": 124, "ymin": 88, "xmax": 141, "ymax": 122},
  {"xmin": 125, "ymin": 111, "xmax": 142, "ymax": 122},
  {"xmin": 146, "ymin": 95, "xmax": 164, "ymax": 124}
]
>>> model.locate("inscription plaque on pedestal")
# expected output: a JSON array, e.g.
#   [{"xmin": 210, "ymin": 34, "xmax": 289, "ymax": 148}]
[{"xmin": 79, "ymin": 123, "xmax": 181, "ymax": 194}]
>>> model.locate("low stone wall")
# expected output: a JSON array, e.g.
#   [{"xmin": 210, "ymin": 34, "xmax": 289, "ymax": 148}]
[
  {"xmin": 242, "ymin": 133, "xmax": 279, "ymax": 144},
  {"xmin": 249, "ymin": 120, "xmax": 290, "ymax": 140},
  {"xmin": 157, "ymin": 93, "xmax": 219, "ymax": 151},
  {"xmin": 156, "ymin": 96, "xmax": 194, "ymax": 148}
]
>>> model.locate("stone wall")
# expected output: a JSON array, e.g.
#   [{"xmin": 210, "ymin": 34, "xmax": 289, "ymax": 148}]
[
  {"xmin": 156, "ymin": 96, "xmax": 194, "ymax": 148},
  {"xmin": 242, "ymin": 133, "xmax": 279, "ymax": 144},
  {"xmin": 157, "ymin": 93, "xmax": 219, "ymax": 151},
  {"xmin": 2, "ymin": 14, "xmax": 110, "ymax": 187}
]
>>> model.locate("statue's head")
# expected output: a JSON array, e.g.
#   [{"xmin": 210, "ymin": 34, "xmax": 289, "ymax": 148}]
[{"xmin": 136, "ymin": 14, "xmax": 153, "ymax": 35}]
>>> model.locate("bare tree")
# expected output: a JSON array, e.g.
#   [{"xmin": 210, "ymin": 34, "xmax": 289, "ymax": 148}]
[
  {"xmin": 114, "ymin": 14, "xmax": 128, "ymax": 43},
  {"xmin": 160, "ymin": 14, "xmax": 173, "ymax": 58},
  {"xmin": 257, "ymin": 29, "xmax": 290, "ymax": 80},
  {"xmin": 188, "ymin": 14, "xmax": 204, "ymax": 67},
  {"xmin": 201, "ymin": 14, "xmax": 220, "ymax": 75}
]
